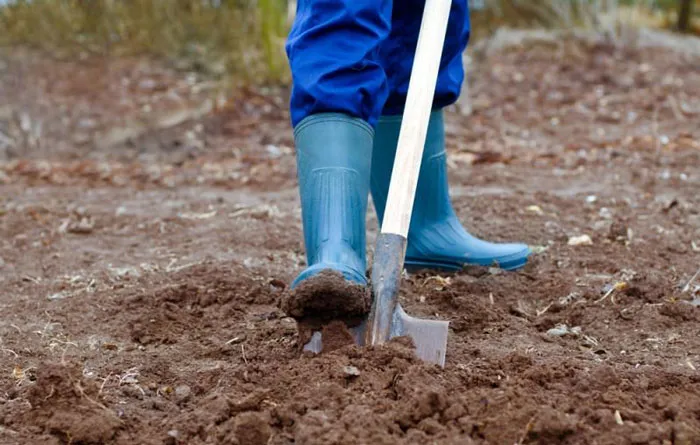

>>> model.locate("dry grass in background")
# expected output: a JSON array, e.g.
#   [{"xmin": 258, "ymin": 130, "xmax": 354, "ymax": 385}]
[
  {"xmin": 0, "ymin": 0, "xmax": 289, "ymax": 83},
  {"xmin": 472, "ymin": 0, "xmax": 698, "ymax": 38},
  {"xmin": 0, "ymin": 0, "xmax": 697, "ymax": 85}
]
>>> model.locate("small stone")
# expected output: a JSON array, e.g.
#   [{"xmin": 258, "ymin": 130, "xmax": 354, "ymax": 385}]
[
  {"xmin": 174, "ymin": 385, "xmax": 192, "ymax": 404},
  {"xmin": 164, "ymin": 430, "xmax": 179, "ymax": 445},
  {"xmin": 547, "ymin": 324, "xmax": 570, "ymax": 337},
  {"xmin": 280, "ymin": 317, "xmax": 296, "ymax": 334},
  {"xmin": 567, "ymin": 234, "xmax": 593, "ymax": 246},
  {"xmin": 593, "ymin": 220, "xmax": 611, "ymax": 232},
  {"xmin": 343, "ymin": 366, "xmax": 360, "ymax": 377},
  {"xmin": 265, "ymin": 144, "xmax": 282, "ymax": 158},
  {"xmin": 547, "ymin": 324, "xmax": 582, "ymax": 338}
]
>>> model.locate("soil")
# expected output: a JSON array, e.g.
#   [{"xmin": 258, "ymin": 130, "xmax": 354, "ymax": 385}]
[
  {"xmin": 1, "ymin": 32, "xmax": 700, "ymax": 444},
  {"xmin": 281, "ymin": 269, "xmax": 371, "ymax": 352},
  {"xmin": 281, "ymin": 270, "xmax": 371, "ymax": 320}
]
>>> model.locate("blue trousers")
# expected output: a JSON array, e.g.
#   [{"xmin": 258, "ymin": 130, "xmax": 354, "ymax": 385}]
[{"xmin": 286, "ymin": 0, "xmax": 471, "ymax": 128}]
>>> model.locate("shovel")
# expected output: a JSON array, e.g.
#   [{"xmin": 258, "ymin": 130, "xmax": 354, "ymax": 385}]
[{"xmin": 304, "ymin": 0, "xmax": 453, "ymax": 367}]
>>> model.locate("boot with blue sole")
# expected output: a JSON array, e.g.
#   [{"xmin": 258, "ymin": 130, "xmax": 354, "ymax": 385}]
[
  {"xmin": 290, "ymin": 113, "xmax": 373, "ymax": 298},
  {"xmin": 370, "ymin": 109, "xmax": 531, "ymax": 272}
]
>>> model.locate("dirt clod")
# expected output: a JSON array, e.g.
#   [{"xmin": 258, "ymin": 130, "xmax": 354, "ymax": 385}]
[
  {"xmin": 281, "ymin": 270, "xmax": 370, "ymax": 320},
  {"xmin": 231, "ymin": 412, "xmax": 271, "ymax": 445},
  {"xmin": 320, "ymin": 320, "xmax": 356, "ymax": 352},
  {"xmin": 24, "ymin": 362, "xmax": 122, "ymax": 444}
]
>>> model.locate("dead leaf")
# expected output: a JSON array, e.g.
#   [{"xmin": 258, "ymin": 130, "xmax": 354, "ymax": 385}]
[
  {"xmin": 178, "ymin": 210, "xmax": 217, "ymax": 220},
  {"xmin": 12, "ymin": 366, "xmax": 24, "ymax": 380},
  {"xmin": 526, "ymin": 205, "xmax": 544, "ymax": 215}
]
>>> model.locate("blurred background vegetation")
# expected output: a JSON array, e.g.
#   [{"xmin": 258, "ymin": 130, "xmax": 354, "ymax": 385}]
[{"xmin": 0, "ymin": 0, "xmax": 698, "ymax": 85}]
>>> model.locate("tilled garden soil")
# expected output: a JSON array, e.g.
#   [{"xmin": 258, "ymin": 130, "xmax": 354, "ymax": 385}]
[{"xmin": 1, "ymin": 33, "xmax": 700, "ymax": 444}]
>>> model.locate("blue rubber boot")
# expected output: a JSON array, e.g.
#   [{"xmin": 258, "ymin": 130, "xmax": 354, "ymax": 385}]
[
  {"xmin": 370, "ymin": 110, "xmax": 530, "ymax": 271},
  {"xmin": 291, "ymin": 113, "xmax": 373, "ymax": 289}
]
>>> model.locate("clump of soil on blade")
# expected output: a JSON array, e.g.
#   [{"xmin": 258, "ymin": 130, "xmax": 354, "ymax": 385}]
[{"xmin": 319, "ymin": 320, "xmax": 356, "ymax": 352}]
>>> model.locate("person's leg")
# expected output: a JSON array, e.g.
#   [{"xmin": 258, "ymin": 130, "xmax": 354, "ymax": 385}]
[
  {"xmin": 371, "ymin": 0, "xmax": 531, "ymax": 271},
  {"xmin": 285, "ymin": 0, "xmax": 392, "ymax": 291},
  {"xmin": 379, "ymin": 0, "xmax": 468, "ymax": 117},
  {"xmin": 286, "ymin": 0, "xmax": 392, "ymax": 128}
]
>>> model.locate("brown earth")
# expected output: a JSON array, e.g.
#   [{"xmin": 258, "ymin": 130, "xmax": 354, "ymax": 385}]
[
  {"xmin": 281, "ymin": 270, "xmax": 371, "ymax": 320},
  {"xmin": 1, "ymin": 32, "xmax": 700, "ymax": 444}
]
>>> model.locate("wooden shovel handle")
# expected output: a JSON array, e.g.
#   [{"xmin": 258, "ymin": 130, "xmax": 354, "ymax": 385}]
[{"xmin": 380, "ymin": 0, "xmax": 453, "ymax": 238}]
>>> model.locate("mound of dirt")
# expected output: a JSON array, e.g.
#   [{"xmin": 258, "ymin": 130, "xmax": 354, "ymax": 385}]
[
  {"xmin": 22, "ymin": 362, "xmax": 122, "ymax": 444},
  {"xmin": 159, "ymin": 337, "xmax": 470, "ymax": 445},
  {"xmin": 125, "ymin": 263, "xmax": 278, "ymax": 345},
  {"xmin": 269, "ymin": 337, "xmax": 476, "ymax": 444}
]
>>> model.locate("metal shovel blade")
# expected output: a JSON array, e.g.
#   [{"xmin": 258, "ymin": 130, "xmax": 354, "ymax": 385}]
[
  {"xmin": 302, "ymin": 232, "xmax": 450, "ymax": 367},
  {"xmin": 302, "ymin": 305, "xmax": 448, "ymax": 367},
  {"xmin": 390, "ymin": 304, "xmax": 448, "ymax": 367}
]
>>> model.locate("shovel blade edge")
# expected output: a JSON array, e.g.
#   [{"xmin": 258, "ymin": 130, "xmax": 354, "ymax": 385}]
[
  {"xmin": 302, "ymin": 306, "xmax": 448, "ymax": 368},
  {"xmin": 390, "ymin": 304, "xmax": 448, "ymax": 367}
]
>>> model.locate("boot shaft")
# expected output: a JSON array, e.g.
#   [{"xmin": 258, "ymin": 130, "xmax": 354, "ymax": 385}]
[
  {"xmin": 293, "ymin": 113, "xmax": 374, "ymax": 283},
  {"xmin": 371, "ymin": 109, "xmax": 455, "ymax": 232}
]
